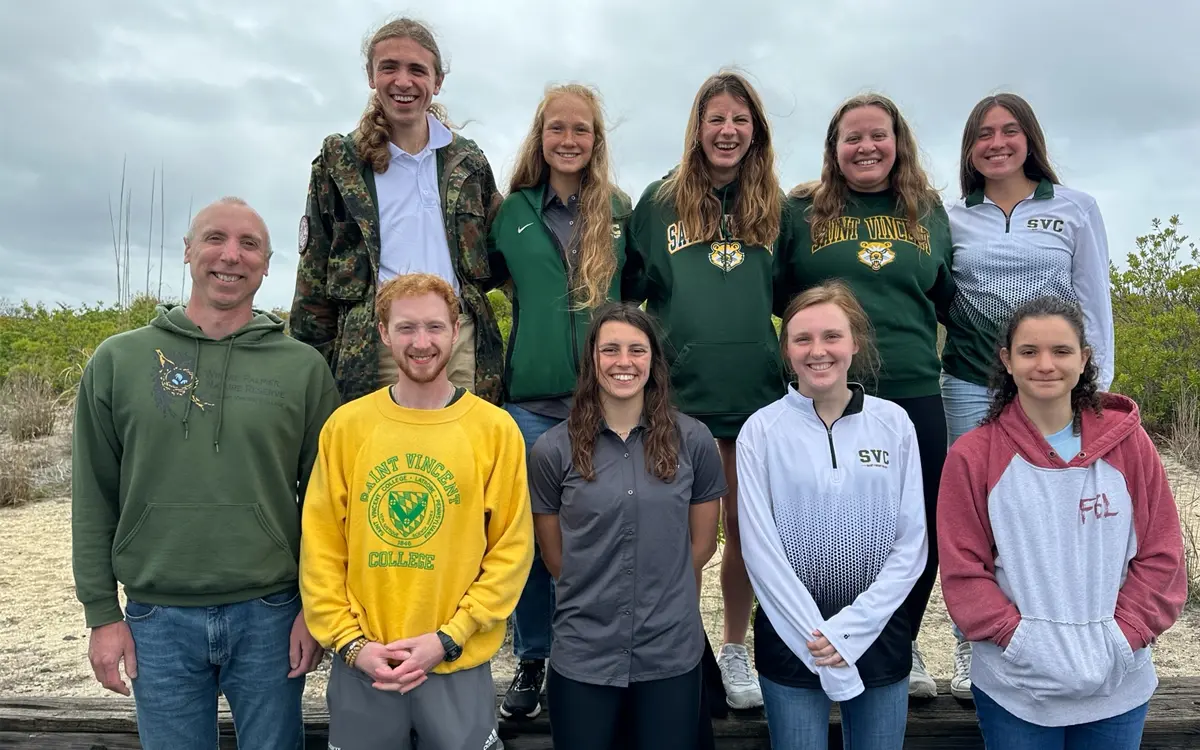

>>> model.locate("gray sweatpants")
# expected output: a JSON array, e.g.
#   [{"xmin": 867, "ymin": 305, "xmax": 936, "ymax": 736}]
[{"xmin": 327, "ymin": 657, "xmax": 503, "ymax": 750}]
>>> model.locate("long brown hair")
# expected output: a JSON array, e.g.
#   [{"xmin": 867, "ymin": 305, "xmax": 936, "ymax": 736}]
[
  {"xmin": 353, "ymin": 17, "xmax": 456, "ymax": 173},
  {"xmin": 794, "ymin": 93, "xmax": 938, "ymax": 238},
  {"xmin": 510, "ymin": 84, "xmax": 623, "ymax": 310},
  {"xmin": 959, "ymin": 93, "xmax": 1060, "ymax": 198},
  {"xmin": 778, "ymin": 280, "xmax": 880, "ymax": 390},
  {"xmin": 982, "ymin": 296, "xmax": 1103, "ymax": 431},
  {"xmin": 656, "ymin": 71, "xmax": 781, "ymax": 248},
  {"xmin": 568, "ymin": 303, "xmax": 679, "ymax": 482}
]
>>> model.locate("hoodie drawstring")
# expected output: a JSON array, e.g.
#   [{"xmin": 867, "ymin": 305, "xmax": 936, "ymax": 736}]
[
  {"xmin": 181, "ymin": 338, "xmax": 200, "ymax": 440},
  {"xmin": 214, "ymin": 336, "xmax": 235, "ymax": 453}
]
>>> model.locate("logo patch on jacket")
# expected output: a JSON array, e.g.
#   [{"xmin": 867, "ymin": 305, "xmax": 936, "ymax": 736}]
[
  {"xmin": 709, "ymin": 241, "xmax": 744, "ymax": 271},
  {"xmin": 298, "ymin": 215, "xmax": 310, "ymax": 254},
  {"xmin": 857, "ymin": 241, "xmax": 895, "ymax": 271},
  {"xmin": 858, "ymin": 448, "xmax": 890, "ymax": 468}
]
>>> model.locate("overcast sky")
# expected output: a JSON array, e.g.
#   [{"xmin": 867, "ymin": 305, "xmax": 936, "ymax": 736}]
[{"xmin": 2, "ymin": 0, "xmax": 1197, "ymax": 312}]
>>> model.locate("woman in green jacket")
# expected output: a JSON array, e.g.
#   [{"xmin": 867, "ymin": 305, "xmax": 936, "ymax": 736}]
[{"xmin": 485, "ymin": 83, "xmax": 633, "ymax": 722}]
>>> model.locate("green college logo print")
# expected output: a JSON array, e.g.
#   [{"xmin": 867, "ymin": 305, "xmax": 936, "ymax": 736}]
[{"xmin": 367, "ymin": 471, "xmax": 446, "ymax": 548}]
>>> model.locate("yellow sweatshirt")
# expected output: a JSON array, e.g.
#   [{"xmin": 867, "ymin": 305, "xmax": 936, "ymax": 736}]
[{"xmin": 299, "ymin": 386, "xmax": 534, "ymax": 673}]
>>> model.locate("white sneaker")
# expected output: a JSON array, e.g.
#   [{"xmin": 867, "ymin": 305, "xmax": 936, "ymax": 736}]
[
  {"xmin": 908, "ymin": 641, "xmax": 938, "ymax": 698},
  {"xmin": 951, "ymin": 639, "xmax": 973, "ymax": 700},
  {"xmin": 716, "ymin": 643, "xmax": 763, "ymax": 709}
]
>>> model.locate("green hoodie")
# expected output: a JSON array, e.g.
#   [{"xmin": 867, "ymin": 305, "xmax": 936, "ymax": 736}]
[
  {"xmin": 487, "ymin": 186, "xmax": 633, "ymax": 402},
  {"xmin": 622, "ymin": 177, "xmax": 787, "ymax": 439},
  {"xmin": 71, "ymin": 305, "xmax": 340, "ymax": 628}
]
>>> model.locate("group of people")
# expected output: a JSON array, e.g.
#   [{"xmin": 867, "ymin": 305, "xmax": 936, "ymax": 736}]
[{"xmin": 68, "ymin": 14, "xmax": 1188, "ymax": 750}]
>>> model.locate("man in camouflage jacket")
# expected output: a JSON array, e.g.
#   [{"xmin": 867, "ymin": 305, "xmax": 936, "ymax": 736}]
[{"xmin": 288, "ymin": 130, "xmax": 504, "ymax": 405}]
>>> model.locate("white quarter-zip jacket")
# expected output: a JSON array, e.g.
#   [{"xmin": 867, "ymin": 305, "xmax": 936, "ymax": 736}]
[
  {"xmin": 737, "ymin": 384, "xmax": 928, "ymax": 700},
  {"xmin": 941, "ymin": 180, "xmax": 1114, "ymax": 390}
]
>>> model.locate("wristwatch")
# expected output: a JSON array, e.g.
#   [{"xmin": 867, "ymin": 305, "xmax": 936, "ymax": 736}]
[{"xmin": 436, "ymin": 630, "xmax": 462, "ymax": 662}]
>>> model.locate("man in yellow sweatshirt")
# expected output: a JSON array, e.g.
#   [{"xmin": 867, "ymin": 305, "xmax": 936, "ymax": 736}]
[{"xmin": 300, "ymin": 272, "xmax": 533, "ymax": 750}]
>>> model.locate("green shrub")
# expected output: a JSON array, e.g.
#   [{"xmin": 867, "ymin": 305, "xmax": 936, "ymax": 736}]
[
  {"xmin": 487, "ymin": 289, "xmax": 513, "ymax": 346},
  {"xmin": 1109, "ymin": 216, "xmax": 1200, "ymax": 432},
  {"xmin": 0, "ymin": 295, "xmax": 159, "ymax": 393}
]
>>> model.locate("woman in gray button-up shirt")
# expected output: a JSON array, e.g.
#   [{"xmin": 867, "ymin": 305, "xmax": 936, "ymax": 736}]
[{"xmin": 528, "ymin": 302, "xmax": 726, "ymax": 750}]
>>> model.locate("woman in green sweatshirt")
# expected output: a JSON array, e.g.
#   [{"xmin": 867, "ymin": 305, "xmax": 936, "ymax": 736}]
[
  {"xmin": 622, "ymin": 69, "xmax": 787, "ymax": 712},
  {"xmin": 776, "ymin": 92, "xmax": 955, "ymax": 701},
  {"xmin": 484, "ymin": 83, "xmax": 633, "ymax": 721}
]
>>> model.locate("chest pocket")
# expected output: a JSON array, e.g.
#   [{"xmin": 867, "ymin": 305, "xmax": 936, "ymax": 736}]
[{"xmin": 326, "ymin": 221, "xmax": 371, "ymax": 302}]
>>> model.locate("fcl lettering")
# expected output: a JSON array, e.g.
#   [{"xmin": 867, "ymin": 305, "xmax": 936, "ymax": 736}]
[{"xmin": 1079, "ymin": 493, "xmax": 1119, "ymax": 524}]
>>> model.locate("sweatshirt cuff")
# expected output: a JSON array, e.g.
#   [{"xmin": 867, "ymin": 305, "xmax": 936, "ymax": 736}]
[
  {"xmin": 1115, "ymin": 612, "xmax": 1146, "ymax": 652},
  {"xmin": 333, "ymin": 630, "xmax": 366, "ymax": 653},
  {"xmin": 442, "ymin": 609, "xmax": 481, "ymax": 648},
  {"xmin": 84, "ymin": 599, "xmax": 125, "ymax": 629},
  {"xmin": 994, "ymin": 617, "xmax": 1021, "ymax": 649}
]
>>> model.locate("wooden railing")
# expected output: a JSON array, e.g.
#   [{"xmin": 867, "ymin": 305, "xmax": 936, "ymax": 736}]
[{"xmin": 1, "ymin": 679, "xmax": 1198, "ymax": 748}]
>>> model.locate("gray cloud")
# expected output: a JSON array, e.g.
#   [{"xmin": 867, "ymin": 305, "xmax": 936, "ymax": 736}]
[{"xmin": 3, "ymin": 0, "xmax": 1198, "ymax": 313}]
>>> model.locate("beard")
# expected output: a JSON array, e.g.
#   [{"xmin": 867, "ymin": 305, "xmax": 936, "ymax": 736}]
[{"xmin": 395, "ymin": 347, "xmax": 451, "ymax": 384}]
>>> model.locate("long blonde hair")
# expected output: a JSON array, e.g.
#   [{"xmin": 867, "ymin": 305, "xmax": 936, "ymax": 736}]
[
  {"xmin": 656, "ymin": 71, "xmax": 781, "ymax": 248},
  {"xmin": 353, "ymin": 17, "xmax": 456, "ymax": 173},
  {"xmin": 510, "ymin": 84, "xmax": 622, "ymax": 310},
  {"xmin": 794, "ymin": 93, "xmax": 938, "ymax": 237}
]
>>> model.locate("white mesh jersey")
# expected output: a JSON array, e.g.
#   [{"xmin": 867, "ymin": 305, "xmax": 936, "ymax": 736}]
[
  {"xmin": 737, "ymin": 384, "xmax": 928, "ymax": 699},
  {"xmin": 942, "ymin": 182, "xmax": 1113, "ymax": 390}
]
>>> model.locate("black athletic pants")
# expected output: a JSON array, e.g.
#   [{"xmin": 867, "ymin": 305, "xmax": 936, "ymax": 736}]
[
  {"xmin": 889, "ymin": 393, "xmax": 947, "ymax": 640},
  {"xmin": 548, "ymin": 662, "xmax": 704, "ymax": 750}
]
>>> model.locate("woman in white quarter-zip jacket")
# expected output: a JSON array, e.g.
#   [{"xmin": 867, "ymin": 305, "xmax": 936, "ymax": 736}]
[
  {"xmin": 738, "ymin": 280, "xmax": 928, "ymax": 750},
  {"xmin": 940, "ymin": 93, "xmax": 1115, "ymax": 699}
]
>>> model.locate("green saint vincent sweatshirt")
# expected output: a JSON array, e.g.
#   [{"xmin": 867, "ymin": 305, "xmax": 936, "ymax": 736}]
[
  {"xmin": 622, "ymin": 177, "xmax": 787, "ymax": 439},
  {"xmin": 71, "ymin": 305, "xmax": 340, "ymax": 627},
  {"xmin": 778, "ymin": 189, "xmax": 956, "ymax": 400}
]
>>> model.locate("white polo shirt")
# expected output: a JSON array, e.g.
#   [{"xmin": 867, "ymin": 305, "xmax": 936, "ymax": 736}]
[{"xmin": 376, "ymin": 113, "xmax": 459, "ymax": 293}]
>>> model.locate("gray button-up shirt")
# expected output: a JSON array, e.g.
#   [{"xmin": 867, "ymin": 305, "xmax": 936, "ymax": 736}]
[
  {"xmin": 529, "ymin": 413, "xmax": 726, "ymax": 686},
  {"xmin": 541, "ymin": 184, "xmax": 580, "ymax": 275}
]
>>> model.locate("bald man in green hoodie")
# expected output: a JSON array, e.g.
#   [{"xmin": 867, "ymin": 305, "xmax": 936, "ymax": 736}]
[{"xmin": 71, "ymin": 197, "xmax": 340, "ymax": 749}]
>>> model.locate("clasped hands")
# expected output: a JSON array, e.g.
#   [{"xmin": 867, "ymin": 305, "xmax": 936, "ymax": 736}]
[
  {"xmin": 355, "ymin": 632, "xmax": 445, "ymax": 694},
  {"xmin": 808, "ymin": 628, "xmax": 848, "ymax": 668}
]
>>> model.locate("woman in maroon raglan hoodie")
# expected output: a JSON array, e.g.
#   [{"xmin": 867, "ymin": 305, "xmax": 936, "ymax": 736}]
[{"xmin": 937, "ymin": 295, "xmax": 1185, "ymax": 749}]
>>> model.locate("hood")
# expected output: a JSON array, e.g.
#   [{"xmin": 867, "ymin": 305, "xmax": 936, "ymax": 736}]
[
  {"xmin": 997, "ymin": 392, "xmax": 1142, "ymax": 468},
  {"xmin": 151, "ymin": 304, "xmax": 285, "ymax": 342},
  {"xmin": 149, "ymin": 304, "xmax": 287, "ymax": 452}
]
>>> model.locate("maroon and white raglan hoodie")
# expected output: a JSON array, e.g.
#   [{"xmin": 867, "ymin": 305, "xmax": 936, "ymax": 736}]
[{"xmin": 938, "ymin": 393, "xmax": 1186, "ymax": 727}]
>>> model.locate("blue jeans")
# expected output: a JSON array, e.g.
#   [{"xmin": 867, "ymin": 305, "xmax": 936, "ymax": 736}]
[
  {"xmin": 940, "ymin": 371, "xmax": 992, "ymax": 446},
  {"xmin": 973, "ymin": 686, "xmax": 1148, "ymax": 749},
  {"xmin": 125, "ymin": 588, "xmax": 305, "ymax": 749},
  {"xmin": 760, "ymin": 675, "xmax": 909, "ymax": 750},
  {"xmin": 504, "ymin": 403, "xmax": 564, "ymax": 661}
]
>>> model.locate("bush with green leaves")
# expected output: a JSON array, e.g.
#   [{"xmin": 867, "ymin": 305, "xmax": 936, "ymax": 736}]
[{"xmin": 1109, "ymin": 215, "xmax": 1200, "ymax": 432}]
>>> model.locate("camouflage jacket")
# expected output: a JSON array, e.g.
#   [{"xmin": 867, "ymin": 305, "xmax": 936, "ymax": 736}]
[{"xmin": 288, "ymin": 130, "xmax": 505, "ymax": 404}]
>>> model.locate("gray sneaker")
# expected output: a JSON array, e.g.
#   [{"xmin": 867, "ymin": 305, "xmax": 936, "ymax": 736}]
[
  {"xmin": 717, "ymin": 643, "xmax": 763, "ymax": 709},
  {"xmin": 951, "ymin": 639, "xmax": 973, "ymax": 700},
  {"xmin": 908, "ymin": 641, "xmax": 937, "ymax": 698}
]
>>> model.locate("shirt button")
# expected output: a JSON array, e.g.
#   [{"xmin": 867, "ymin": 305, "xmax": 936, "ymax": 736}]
[
  {"xmin": 625, "ymin": 569, "xmax": 633, "ymax": 575},
  {"xmin": 627, "ymin": 489, "xmax": 633, "ymax": 495},
  {"xmin": 624, "ymin": 453, "xmax": 630, "ymax": 458}
]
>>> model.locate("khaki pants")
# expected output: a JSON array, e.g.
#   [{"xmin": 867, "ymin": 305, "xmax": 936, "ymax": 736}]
[{"xmin": 378, "ymin": 313, "xmax": 476, "ymax": 391}]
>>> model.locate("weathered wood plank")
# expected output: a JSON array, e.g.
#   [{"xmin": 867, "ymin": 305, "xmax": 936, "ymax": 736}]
[{"xmin": 2, "ymin": 678, "xmax": 1198, "ymax": 749}]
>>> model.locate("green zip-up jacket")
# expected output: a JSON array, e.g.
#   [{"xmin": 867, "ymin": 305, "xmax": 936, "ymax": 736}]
[
  {"xmin": 486, "ymin": 186, "xmax": 634, "ymax": 402},
  {"xmin": 621, "ymin": 177, "xmax": 787, "ymax": 439},
  {"xmin": 778, "ymin": 190, "xmax": 956, "ymax": 399},
  {"xmin": 288, "ymin": 129, "xmax": 505, "ymax": 405},
  {"xmin": 71, "ymin": 305, "xmax": 340, "ymax": 628}
]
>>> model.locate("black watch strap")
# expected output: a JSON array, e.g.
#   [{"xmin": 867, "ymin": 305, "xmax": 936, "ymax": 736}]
[{"xmin": 436, "ymin": 630, "xmax": 462, "ymax": 661}]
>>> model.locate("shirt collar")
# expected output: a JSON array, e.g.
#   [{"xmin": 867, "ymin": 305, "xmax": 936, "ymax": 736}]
[
  {"xmin": 386, "ymin": 113, "xmax": 453, "ymax": 162},
  {"xmin": 542, "ymin": 183, "xmax": 579, "ymax": 209},
  {"xmin": 783, "ymin": 382, "xmax": 866, "ymax": 420}
]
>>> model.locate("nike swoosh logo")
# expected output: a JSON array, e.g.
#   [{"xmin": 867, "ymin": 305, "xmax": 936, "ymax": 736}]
[{"xmin": 517, "ymin": 222, "xmax": 533, "ymax": 233}]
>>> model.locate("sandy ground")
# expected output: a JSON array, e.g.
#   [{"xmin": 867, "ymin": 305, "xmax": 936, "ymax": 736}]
[{"xmin": 1, "ymin": 420, "xmax": 1198, "ymax": 703}]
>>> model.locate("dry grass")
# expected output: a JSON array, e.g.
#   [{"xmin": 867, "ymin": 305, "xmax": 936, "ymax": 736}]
[
  {"xmin": 0, "ymin": 447, "xmax": 34, "ymax": 507},
  {"xmin": 1, "ymin": 371, "xmax": 57, "ymax": 442},
  {"xmin": 1170, "ymin": 389, "xmax": 1200, "ymax": 610}
]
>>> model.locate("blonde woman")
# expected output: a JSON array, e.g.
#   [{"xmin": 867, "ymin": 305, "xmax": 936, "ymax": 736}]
[
  {"xmin": 289, "ymin": 16, "xmax": 506, "ymax": 406},
  {"xmin": 484, "ymin": 83, "xmax": 634, "ymax": 720},
  {"xmin": 622, "ymin": 69, "xmax": 788, "ymax": 711}
]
